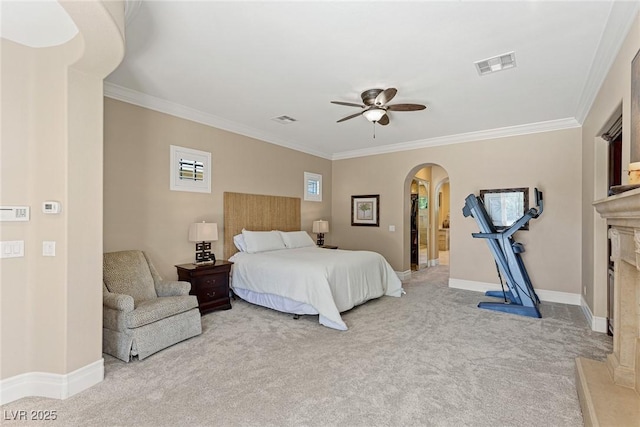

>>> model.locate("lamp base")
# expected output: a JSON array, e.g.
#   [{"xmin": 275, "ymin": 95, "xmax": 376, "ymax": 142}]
[
  {"xmin": 195, "ymin": 242, "xmax": 216, "ymax": 265},
  {"xmin": 316, "ymin": 233, "xmax": 325, "ymax": 246}
]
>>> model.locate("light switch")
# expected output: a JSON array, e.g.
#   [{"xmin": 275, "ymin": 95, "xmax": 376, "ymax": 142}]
[
  {"xmin": 0, "ymin": 240, "xmax": 24, "ymax": 258},
  {"xmin": 43, "ymin": 241, "xmax": 56, "ymax": 256},
  {"xmin": 389, "ymin": 225, "xmax": 396, "ymax": 232}
]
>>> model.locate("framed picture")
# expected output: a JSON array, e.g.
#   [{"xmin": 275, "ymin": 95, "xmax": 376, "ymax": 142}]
[
  {"xmin": 351, "ymin": 194, "xmax": 380, "ymax": 227},
  {"xmin": 479, "ymin": 187, "xmax": 529, "ymax": 230}
]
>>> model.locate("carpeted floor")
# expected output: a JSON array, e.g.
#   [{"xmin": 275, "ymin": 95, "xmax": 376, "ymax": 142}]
[{"xmin": 1, "ymin": 265, "xmax": 612, "ymax": 426}]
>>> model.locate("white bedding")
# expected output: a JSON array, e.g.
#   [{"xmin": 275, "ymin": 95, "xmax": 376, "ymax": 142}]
[{"xmin": 229, "ymin": 247, "xmax": 403, "ymax": 330}]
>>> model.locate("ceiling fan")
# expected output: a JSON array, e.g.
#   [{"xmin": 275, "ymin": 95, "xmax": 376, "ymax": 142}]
[{"xmin": 331, "ymin": 88, "xmax": 426, "ymax": 126}]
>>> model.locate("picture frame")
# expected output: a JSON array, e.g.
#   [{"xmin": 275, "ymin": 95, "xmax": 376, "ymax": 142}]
[
  {"xmin": 479, "ymin": 187, "xmax": 529, "ymax": 230},
  {"xmin": 351, "ymin": 194, "xmax": 380, "ymax": 227}
]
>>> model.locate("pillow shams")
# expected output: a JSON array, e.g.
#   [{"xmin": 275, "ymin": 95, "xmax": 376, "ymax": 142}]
[
  {"xmin": 233, "ymin": 234, "xmax": 248, "ymax": 252},
  {"xmin": 280, "ymin": 231, "xmax": 316, "ymax": 248},
  {"xmin": 242, "ymin": 229, "xmax": 286, "ymax": 253}
]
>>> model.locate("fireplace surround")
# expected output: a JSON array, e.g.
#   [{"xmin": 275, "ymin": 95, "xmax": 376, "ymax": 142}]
[{"xmin": 576, "ymin": 188, "xmax": 640, "ymax": 425}]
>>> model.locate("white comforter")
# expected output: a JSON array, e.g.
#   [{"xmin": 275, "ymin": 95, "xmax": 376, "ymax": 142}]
[{"xmin": 229, "ymin": 247, "xmax": 403, "ymax": 330}]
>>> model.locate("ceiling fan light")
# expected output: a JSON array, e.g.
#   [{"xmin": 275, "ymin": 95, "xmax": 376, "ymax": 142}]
[{"xmin": 363, "ymin": 108, "xmax": 386, "ymax": 122}]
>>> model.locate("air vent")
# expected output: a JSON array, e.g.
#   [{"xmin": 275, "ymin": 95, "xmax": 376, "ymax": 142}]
[
  {"xmin": 474, "ymin": 52, "xmax": 516, "ymax": 76},
  {"xmin": 272, "ymin": 115, "xmax": 297, "ymax": 124}
]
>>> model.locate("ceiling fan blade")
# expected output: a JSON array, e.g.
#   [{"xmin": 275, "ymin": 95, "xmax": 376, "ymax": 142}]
[
  {"xmin": 331, "ymin": 101, "xmax": 365, "ymax": 108},
  {"xmin": 377, "ymin": 114, "xmax": 390, "ymax": 126},
  {"xmin": 386, "ymin": 103, "xmax": 426, "ymax": 111},
  {"xmin": 374, "ymin": 88, "xmax": 397, "ymax": 106},
  {"xmin": 337, "ymin": 111, "xmax": 364, "ymax": 123}
]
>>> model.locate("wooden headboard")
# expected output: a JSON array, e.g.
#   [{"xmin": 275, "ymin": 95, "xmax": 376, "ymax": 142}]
[{"xmin": 223, "ymin": 192, "xmax": 301, "ymax": 259}]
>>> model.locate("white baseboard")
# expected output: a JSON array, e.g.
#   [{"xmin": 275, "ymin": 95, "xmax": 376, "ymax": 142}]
[
  {"xmin": 0, "ymin": 359, "xmax": 104, "ymax": 405},
  {"xmin": 396, "ymin": 270, "xmax": 412, "ymax": 281},
  {"xmin": 580, "ymin": 295, "xmax": 608, "ymax": 333},
  {"xmin": 448, "ymin": 278, "xmax": 581, "ymax": 305}
]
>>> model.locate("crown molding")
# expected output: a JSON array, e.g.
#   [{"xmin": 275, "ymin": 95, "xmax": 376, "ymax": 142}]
[
  {"xmin": 103, "ymin": 82, "xmax": 333, "ymax": 160},
  {"xmin": 574, "ymin": 2, "xmax": 640, "ymax": 124},
  {"xmin": 105, "ymin": 82, "xmax": 581, "ymax": 162},
  {"xmin": 331, "ymin": 117, "xmax": 581, "ymax": 160}
]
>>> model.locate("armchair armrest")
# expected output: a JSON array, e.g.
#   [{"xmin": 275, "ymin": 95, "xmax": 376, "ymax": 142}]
[
  {"xmin": 103, "ymin": 291, "xmax": 134, "ymax": 312},
  {"xmin": 155, "ymin": 280, "xmax": 191, "ymax": 297}
]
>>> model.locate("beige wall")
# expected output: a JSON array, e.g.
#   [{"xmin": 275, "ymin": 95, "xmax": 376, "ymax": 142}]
[
  {"xmin": 0, "ymin": 0, "xmax": 124, "ymax": 384},
  {"xmin": 333, "ymin": 128, "xmax": 583, "ymax": 294},
  {"xmin": 581, "ymin": 13, "xmax": 640, "ymax": 319},
  {"xmin": 103, "ymin": 99, "xmax": 332, "ymax": 280}
]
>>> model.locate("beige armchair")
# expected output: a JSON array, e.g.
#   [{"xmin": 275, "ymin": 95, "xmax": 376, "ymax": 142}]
[{"xmin": 102, "ymin": 250, "xmax": 202, "ymax": 362}]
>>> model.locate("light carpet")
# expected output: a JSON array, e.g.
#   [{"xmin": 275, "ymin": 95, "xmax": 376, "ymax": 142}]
[{"xmin": 1, "ymin": 265, "xmax": 612, "ymax": 426}]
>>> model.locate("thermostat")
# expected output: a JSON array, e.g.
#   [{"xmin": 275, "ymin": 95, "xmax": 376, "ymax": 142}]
[{"xmin": 43, "ymin": 201, "xmax": 61, "ymax": 214}]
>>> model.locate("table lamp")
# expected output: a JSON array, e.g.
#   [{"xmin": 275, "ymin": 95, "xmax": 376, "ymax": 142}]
[
  {"xmin": 188, "ymin": 221, "xmax": 218, "ymax": 265},
  {"xmin": 312, "ymin": 220, "xmax": 329, "ymax": 246}
]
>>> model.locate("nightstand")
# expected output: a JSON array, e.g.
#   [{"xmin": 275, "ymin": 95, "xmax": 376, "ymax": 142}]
[
  {"xmin": 320, "ymin": 245, "xmax": 338, "ymax": 249},
  {"xmin": 175, "ymin": 260, "xmax": 233, "ymax": 314}
]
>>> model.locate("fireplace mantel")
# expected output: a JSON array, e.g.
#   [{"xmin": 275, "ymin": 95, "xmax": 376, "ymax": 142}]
[{"xmin": 576, "ymin": 189, "xmax": 640, "ymax": 426}]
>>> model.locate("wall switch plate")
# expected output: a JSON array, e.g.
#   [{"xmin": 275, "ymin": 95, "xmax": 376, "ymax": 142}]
[
  {"xmin": 43, "ymin": 241, "xmax": 56, "ymax": 256},
  {"xmin": 0, "ymin": 241, "xmax": 24, "ymax": 258},
  {"xmin": 389, "ymin": 225, "xmax": 396, "ymax": 232}
]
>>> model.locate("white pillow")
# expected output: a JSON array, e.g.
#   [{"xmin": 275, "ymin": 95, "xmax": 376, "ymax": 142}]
[
  {"xmin": 233, "ymin": 233, "xmax": 248, "ymax": 252},
  {"xmin": 242, "ymin": 229, "xmax": 286, "ymax": 253},
  {"xmin": 280, "ymin": 231, "xmax": 316, "ymax": 249}
]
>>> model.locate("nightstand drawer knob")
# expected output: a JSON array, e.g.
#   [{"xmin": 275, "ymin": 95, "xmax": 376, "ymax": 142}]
[
  {"xmin": 206, "ymin": 291, "xmax": 216, "ymax": 298},
  {"xmin": 205, "ymin": 278, "xmax": 217, "ymax": 285}
]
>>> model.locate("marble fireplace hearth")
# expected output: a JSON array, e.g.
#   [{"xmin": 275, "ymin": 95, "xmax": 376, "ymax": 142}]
[{"xmin": 576, "ymin": 188, "xmax": 640, "ymax": 426}]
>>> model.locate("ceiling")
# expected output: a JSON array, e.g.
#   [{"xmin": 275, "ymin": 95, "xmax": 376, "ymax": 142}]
[{"xmin": 5, "ymin": 1, "xmax": 638, "ymax": 160}]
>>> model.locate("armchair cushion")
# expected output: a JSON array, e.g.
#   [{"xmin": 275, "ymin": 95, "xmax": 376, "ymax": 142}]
[
  {"xmin": 126, "ymin": 295, "xmax": 198, "ymax": 328},
  {"xmin": 103, "ymin": 250, "xmax": 157, "ymax": 304}
]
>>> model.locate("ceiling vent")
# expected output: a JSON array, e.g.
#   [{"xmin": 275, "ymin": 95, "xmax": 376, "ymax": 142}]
[
  {"xmin": 272, "ymin": 115, "xmax": 297, "ymax": 124},
  {"xmin": 474, "ymin": 52, "xmax": 516, "ymax": 76}
]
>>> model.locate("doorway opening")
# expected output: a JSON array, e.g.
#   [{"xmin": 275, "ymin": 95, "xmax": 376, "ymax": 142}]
[
  {"xmin": 410, "ymin": 179, "xmax": 429, "ymax": 270},
  {"xmin": 436, "ymin": 179, "xmax": 450, "ymax": 266},
  {"xmin": 406, "ymin": 164, "xmax": 450, "ymax": 272}
]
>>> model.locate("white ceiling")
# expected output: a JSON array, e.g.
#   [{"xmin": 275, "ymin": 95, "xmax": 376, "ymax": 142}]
[
  {"xmin": 0, "ymin": 0, "xmax": 78, "ymax": 48},
  {"xmin": 36, "ymin": 1, "xmax": 640, "ymax": 159}
]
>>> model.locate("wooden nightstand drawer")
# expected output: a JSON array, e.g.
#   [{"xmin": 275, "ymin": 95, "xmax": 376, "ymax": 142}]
[
  {"xmin": 192, "ymin": 274, "xmax": 227, "ymax": 289},
  {"xmin": 197, "ymin": 282, "xmax": 227, "ymax": 303},
  {"xmin": 175, "ymin": 260, "xmax": 233, "ymax": 315}
]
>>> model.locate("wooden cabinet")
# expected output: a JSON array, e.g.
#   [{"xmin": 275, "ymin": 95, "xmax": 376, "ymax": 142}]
[
  {"xmin": 438, "ymin": 229, "xmax": 450, "ymax": 251},
  {"xmin": 175, "ymin": 260, "xmax": 232, "ymax": 314}
]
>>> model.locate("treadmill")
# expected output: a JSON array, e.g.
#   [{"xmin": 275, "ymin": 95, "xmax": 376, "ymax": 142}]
[{"xmin": 462, "ymin": 188, "xmax": 543, "ymax": 318}]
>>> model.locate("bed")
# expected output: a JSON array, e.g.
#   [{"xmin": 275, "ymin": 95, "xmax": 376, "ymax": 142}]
[{"xmin": 224, "ymin": 192, "xmax": 403, "ymax": 330}]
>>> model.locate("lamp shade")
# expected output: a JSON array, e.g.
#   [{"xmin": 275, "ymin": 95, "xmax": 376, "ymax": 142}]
[
  {"xmin": 363, "ymin": 108, "xmax": 386, "ymax": 122},
  {"xmin": 189, "ymin": 222, "xmax": 218, "ymax": 242},
  {"xmin": 312, "ymin": 220, "xmax": 329, "ymax": 234}
]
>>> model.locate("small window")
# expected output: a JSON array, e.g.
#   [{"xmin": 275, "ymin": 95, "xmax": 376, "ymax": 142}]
[
  {"xmin": 170, "ymin": 145, "xmax": 211, "ymax": 193},
  {"xmin": 304, "ymin": 172, "xmax": 322, "ymax": 202}
]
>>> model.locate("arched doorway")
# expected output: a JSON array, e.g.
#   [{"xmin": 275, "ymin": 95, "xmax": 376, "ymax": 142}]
[{"xmin": 404, "ymin": 163, "xmax": 450, "ymax": 272}]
